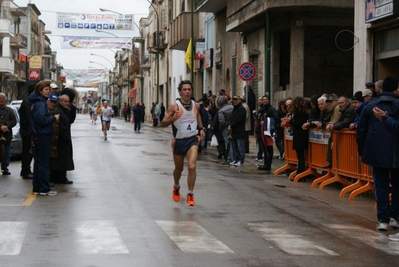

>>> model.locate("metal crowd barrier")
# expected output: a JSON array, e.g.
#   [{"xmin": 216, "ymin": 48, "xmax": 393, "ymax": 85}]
[{"xmin": 273, "ymin": 128, "xmax": 374, "ymax": 200}]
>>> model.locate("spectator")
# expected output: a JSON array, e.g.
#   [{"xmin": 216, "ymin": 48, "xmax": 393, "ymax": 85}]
[
  {"xmin": 257, "ymin": 95, "xmax": 279, "ymax": 171},
  {"xmin": 253, "ymin": 96, "xmax": 265, "ymax": 161},
  {"xmin": 218, "ymin": 96, "xmax": 234, "ymax": 163},
  {"xmin": 349, "ymin": 91, "xmax": 365, "ymax": 130},
  {"xmin": 132, "ymin": 102, "xmax": 143, "ymax": 132},
  {"xmin": 275, "ymin": 99, "xmax": 286, "ymax": 160},
  {"xmin": 288, "ymin": 96, "xmax": 309, "ymax": 175},
  {"xmin": 303, "ymin": 95, "xmax": 331, "ymax": 130},
  {"xmin": 228, "ymin": 96, "xmax": 247, "ymax": 166},
  {"xmin": 361, "ymin": 89, "xmax": 373, "ymax": 103},
  {"xmin": 374, "ymin": 80, "xmax": 383, "ymax": 95},
  {"xmin": 240, "ymin": 96, "xmax": 252, "ymax": 154},
  {"xmin": 160, "ymin": 103, "xmax": 165, "ymax": 123},
  {"xmin": 326, "ymin": 94, "xmax": 340, "ymax": 124},
  {"xmin": 49, "ymin": 83, "xmax": 59, "ymax": 95},
  {"xmin": 29, "ymin": 80, "xmax": 59, "ymax": 196},
  {"xmin": 150, "ymin": 102, "xmax": 157, "ymax": 127},
  {"xmin": 357, "ymin": 76, "xmax": 399, "ymax": 234},
  {"xmin": 365, "ymin": 81, "xmax": 376, "ymax": 97},
  {"xmin": 212, "ymin": 96, "xmax": 225, "ymax": 159},
  {"xmin": 123, "ymin": 103, "xmax": 129, "ymax": 122},
  {"xmin": 324, "ymin": 96, "xmax": 355, "ymax": 168},
  {"xmin": 218, "ymin": 89, "xmax": 231, "ymax": 101},
  {"xmin": 50, "ymin": 94, "xmax": 74, "ymax": 184},
  {"xmin": 155, "ymin": 102, "xmax": 161, "ymax": 126},
  {"xmin": 0, "ymin": 93, "xmax": 16, "ymax": 175},
  {"xmin": 244, "ymin": 85, "xmax": 256, "ymax": 134},
  {"xmin": 18, "ymin": 85, "xmax": 35, "ymax": 179}
]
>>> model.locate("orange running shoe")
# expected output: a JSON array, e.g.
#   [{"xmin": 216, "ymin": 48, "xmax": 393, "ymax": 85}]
[
  {"xmin": 186, "ymin": 193, "xmax": 196, "ymax": 206},
  {"xmin": 173, "ymin": 186, "xmax": 180, "ymax": 202}
]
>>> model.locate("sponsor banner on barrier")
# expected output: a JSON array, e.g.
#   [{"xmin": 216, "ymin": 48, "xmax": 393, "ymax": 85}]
[
  {"xmin": 309, "ymin": 130, "xmax": 330, "ymax": 145},
  {"xmin": 285, "ymin": 128, "xmax": 293, "ymax": 141}
]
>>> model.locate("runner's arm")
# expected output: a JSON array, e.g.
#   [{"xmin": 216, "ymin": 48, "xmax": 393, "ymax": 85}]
[{"xmin": 161, "ymin": 102, "xmax": 178, "ymax": 127}]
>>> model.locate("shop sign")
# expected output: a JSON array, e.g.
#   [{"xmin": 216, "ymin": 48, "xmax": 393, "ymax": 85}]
[{"xmin": 365, "ymin": 0, "xmax": 398, "ymax": 23}]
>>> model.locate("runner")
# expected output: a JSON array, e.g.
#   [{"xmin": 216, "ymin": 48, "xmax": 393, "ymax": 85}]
[
  {"xmin": 161, "ymin": 80, "xmax": 205, "ymax": 206},
  {"xmin": 100, "ymin": 101, "xmax": 114, "ymax": 141}
]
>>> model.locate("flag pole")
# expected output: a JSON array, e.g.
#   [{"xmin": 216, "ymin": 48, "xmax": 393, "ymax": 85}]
[{"xmin": 190, "ymin": 0, "xmax": 194, "ymax": 90}]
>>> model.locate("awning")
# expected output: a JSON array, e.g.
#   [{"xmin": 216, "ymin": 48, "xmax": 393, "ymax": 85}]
[{"xmin": 128, "ymin": 88, "xmax": 137, "ymax": 98}]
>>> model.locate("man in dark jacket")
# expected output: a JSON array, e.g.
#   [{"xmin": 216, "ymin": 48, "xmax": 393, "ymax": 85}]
[
  {"xmin": 245, "ymin": 85, "xmax": 256, "ymax": 134},
  {"xmin": 18, "ymin": 85, "xmax": 35, "ymax": 179},
  {"xmin": 0, "ymin": 93, "xmax": 16, "ymax": 175},
  {"xmin": 228, "ymin": 95, "xmax": 247, "ymax": 166},
  {"xmin": 357, "ymin": 76, "xmax": 399, "ymax": 233},
  {"xmin": 257, "ymin": 95, "xmax": 279, "ymax": 171},
  {"xmin": 50, "ymin": 94, "xmax": 75, "ymax": 184}
]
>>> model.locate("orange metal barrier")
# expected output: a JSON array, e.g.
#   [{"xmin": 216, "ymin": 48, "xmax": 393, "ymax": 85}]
[
  {"xmin": 274, "ymin": 128, "xmax": 374, "ymax": 200},
  {"xmin": 273, "ymin": 129, "xmax": 297, "ymax": 178},
  {"xmin": 294, "ymin": 129, "xmax": 331, "ymax": 183}
]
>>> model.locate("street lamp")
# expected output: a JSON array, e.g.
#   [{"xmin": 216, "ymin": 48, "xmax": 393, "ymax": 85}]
[
  {"xmin": 95, "ymin": 29, "xmax": 119, "ymax": 37},
  {"xmin": 89, "ymin": 61, "xmax": 109, "ymax": 69},
  {"xmin": 99, "ymin": 5, "xmax": 159, "ymax": 103},
  {"xmin": 90, "ymin": 53, "xmax": 114, "ymax": 68},
  {"xmin": 147, "ymin": 1, "xmax": 160, "ymax": 103}
]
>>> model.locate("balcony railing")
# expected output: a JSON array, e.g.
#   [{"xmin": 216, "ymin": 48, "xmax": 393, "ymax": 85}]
[
  {"xmin": 168, "ymin": 12, "xmax": 200, "ymax": 51},
  {"xmin": 10, "ymin": 33, "xmax": 28, "ymax": 48}
]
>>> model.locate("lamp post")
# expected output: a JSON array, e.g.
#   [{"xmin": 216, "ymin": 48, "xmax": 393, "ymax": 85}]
[
  {"xmin": 147, "ymin": 1, "xmax": 160, "ymax": 103},
  {"xmin": 90, "ymin": 53, "xmax": 114, "ymax": 68},
  {"xmin": 99, "ymin": 8, "xmax": 149, "ymax": 106},
  {"xmin": 95, "ymin": 29, "xmax": 119, "ymax": 38}
]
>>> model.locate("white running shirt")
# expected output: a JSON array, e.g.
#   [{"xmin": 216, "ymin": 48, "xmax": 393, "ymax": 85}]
[{"xmin": 173, "ymin": 100, "xmax": 198, "ymax": 139}]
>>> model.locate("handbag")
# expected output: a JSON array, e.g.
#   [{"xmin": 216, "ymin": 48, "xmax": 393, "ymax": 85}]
[{"xmin": 210, "ymin": 135, "xmax": 219, "ymax": 146}]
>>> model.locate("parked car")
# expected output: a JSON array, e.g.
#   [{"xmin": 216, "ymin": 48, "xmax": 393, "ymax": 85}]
[
  {"xmin": 10, "ymin": 100, "xmax": 22, "ymax": 110},
  {"xmin": 8, "ymin": 105, "xmax": 22, "ymax": 158}
]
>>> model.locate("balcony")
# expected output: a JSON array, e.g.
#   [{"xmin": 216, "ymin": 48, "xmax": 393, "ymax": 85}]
[
  {"xmin": 13, "ymin": 61, "xmax": 27, "ymax": 81},
  {"xmin": 10, "ymin": 34, "xmax": 28, "ymax": 48},
  {"xmin": 195, "ymin": 0, "xmax": 227, "ymax": 13},
  {"xmin": 0, "ymin": 19, "xmax": 14, "ymax": 37},
  {"xmin": 169, "ymin": 12, "xmax": 200, "ymax": 51},
  {"xmin": 147, "ymin": 31, "xmax": 167, "ymax": 53},
  {"xmin": 0, "ymin": 57, "xmax": 15, "ymax": 74}
]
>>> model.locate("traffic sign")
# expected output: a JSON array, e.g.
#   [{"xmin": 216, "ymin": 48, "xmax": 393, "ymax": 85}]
[{"xmin": 238, "ymin": 62, "xmax": 256, "ymax": 81}]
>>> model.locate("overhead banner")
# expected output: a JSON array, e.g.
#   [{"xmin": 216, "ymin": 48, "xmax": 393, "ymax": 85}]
[
  {"xmin": 61, "ymin": 36, "xmax": 132, "ymax": 49},
  {"xmin": 57, "ymin": 12, "xmax": 134, "ymax": 30},
  {"xmin": 61, "ymin": 69, "xmax": 109, "ymax": 87}
]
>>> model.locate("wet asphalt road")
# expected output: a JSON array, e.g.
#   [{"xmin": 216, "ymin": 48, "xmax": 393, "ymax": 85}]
[{"xmin": 0, "ymin": 114, "xmax": 398, "ymax": 267}]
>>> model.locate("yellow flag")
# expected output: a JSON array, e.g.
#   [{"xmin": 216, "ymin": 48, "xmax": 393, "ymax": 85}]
[{"xmin": 184, "ymin": 38, "xmax": 192, "ymax": 70}]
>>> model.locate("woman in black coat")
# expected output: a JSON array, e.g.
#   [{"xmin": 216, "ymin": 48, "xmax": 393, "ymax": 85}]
[{"xmin": 287, "ymin": 96, "xmax": 309, "ymax": 175}]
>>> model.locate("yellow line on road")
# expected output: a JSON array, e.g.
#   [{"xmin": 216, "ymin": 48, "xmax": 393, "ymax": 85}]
[{"xmin": 22, "ymin": 188, "xmax": 37, "ymax": 206}]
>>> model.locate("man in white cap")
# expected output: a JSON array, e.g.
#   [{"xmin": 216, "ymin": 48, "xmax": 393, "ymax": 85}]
[
  {"xmin": 361, "ymin": 88, "xmax": 373, "ymax": 103},
  {"xmin": 49, "ymin": 83, "xmax": 59, "ymax": 95}
]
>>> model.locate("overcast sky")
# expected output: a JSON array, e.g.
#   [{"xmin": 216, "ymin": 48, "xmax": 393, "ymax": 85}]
[{"xmin": 13, "ymin": 0, "xmax": 150, "ymax": 70}]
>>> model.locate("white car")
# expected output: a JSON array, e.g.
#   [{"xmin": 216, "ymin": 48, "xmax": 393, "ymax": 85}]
[{"xmin": 10, "ymin": 100, "xmax": 22, "ymax": 110}]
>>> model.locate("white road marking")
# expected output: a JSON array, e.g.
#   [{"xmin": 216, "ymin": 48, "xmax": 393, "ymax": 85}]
[
  {"xmin": 0, "ymin": 222, "xmax": 28, "ymax": 255},
  {"xmin": 325, "ymin": 224, "xmax": 399, "ymax": 255},
  {"xmin": 248, "ymin": 222, "xmax": 339, "ymax": 256},
  {"xmin": 75, "ymin": 221, "xmax": 129, "ymax": 254},
  {"xmin": 156, "ymin": 221, "xmax": 234, "ymax": 253}
]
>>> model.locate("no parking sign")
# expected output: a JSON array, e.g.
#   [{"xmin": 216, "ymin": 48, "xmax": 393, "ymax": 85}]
[{"xmin": 238, "ymin": 62, "xmax": 256, "ymax": 81}]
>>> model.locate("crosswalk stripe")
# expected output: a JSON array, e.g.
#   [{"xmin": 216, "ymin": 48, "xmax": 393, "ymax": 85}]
[
  {"xmin": 0, "ymin": 222, "xmax": 28, "ymax": 255},
  {"xmin": 75, "ymin": 221, "xmax": 129, "ymax": 254},
  {"xmin": 325, "ymin": 224, "xmax": 399, "ymax": 255},
  {"xmin": 156, "ymin": 221, "xmax": 234, "ymax": 253},
  {"xmin": 247, "ymin": 222, "xmax": 339, "ymax": 256}
]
